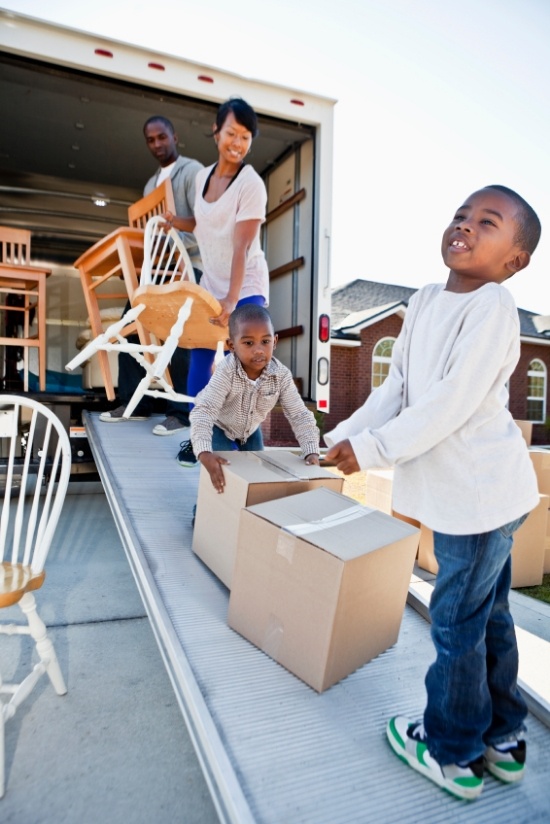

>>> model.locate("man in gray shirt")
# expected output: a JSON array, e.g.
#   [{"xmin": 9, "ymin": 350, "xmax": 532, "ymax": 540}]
[{"xmin": 100, "ymin": 116, "xmax": 203, "ymax": 434}]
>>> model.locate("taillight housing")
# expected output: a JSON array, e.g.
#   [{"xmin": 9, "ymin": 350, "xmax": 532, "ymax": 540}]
[{"xmin": 319, "ymin": 314, "xmax": 330, "ymax": 343}]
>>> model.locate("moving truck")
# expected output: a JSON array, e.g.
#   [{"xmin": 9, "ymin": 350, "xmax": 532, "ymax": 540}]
[{"xmin": 0, "ymin": 8, "xmax": 335, "ymax": 468}]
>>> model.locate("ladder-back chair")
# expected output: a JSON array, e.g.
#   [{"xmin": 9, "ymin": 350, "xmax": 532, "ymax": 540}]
[
  {"xmin": 66, "ymin": 216, "xmax": 228, "ymax": 418},
  {"xmin": 128, "ymin": 178, "xmax": 176, "ymax": 229},
  {"xmin": 71, "ymin": 180, "xmax": 177, "ymax": 399},
  {"xmin": 0, "ymin": 227, "xmax": 50, "ymax": 392},
  {"xmin": 0, "ymin": 228, "xmax": 31, "ymax": 266},
  {"xmin": 0, "ymin": 395, "xmax": 71, "ymax": 797}
]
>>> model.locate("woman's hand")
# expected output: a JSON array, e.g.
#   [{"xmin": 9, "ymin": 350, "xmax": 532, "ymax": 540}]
[
  {"xmin": 160, "ymin": 211, "xmax": 196, "ymax": 233},
  {"xmin": 211, "ymin": 297, "xmax": 237, "ymax": 328},
  {"xmin": 160, "ymin": 211, "xmax": 175, "ymax": 232},
  {"xmin": 304, "ymin": 454, "xmax": 320, "ymax": 466}
]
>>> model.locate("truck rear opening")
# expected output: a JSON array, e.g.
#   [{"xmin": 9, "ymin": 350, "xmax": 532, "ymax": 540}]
[{"xmin": 0, "ymin": 9, "xmax": 335, "ymax": 420}]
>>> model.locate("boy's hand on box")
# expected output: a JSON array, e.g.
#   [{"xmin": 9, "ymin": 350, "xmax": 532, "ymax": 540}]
[
  {"xmin": 325, "ymin": 440, "xmax": 360, "ymax": 475},
  {"xmin": 199, "ymin": 452, "xmax": 230, "ymax": 493},
  {"xmin": 304, "ymin": 454, "xmax": 320, "ymax": 466}
]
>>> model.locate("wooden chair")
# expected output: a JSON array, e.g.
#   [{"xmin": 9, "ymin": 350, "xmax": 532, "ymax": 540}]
[
  {"xmin": 0, "ymin": 395, "xmax": 72, "ymax": 797},
  {"xmin": 71, "ymin": 180, "xmax": 177, "ymax": 399},
  {"xmin": 128, "ymin": 178, "xmax": 176, "ymax": 229},
  {"xmin": 0, "ymin": 228, "xmax": 31, "ymax": 266},
  {"xmin": 67, "ymin": 216, "xmax": 228, "ymax": 418},
  {"xmin": 0, "ymin": 227, "xmax": 50, "ymax": 392}
]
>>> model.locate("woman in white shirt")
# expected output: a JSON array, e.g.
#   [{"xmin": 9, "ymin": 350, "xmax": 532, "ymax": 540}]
[{"xmin": 163, "ymin": 97, "xmax": 269, "ymax": 399}]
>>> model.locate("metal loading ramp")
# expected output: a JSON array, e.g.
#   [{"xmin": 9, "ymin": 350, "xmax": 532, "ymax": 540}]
[{"xmin": 85, "ymin": 412, "xmax": 550, "ymax": 824}]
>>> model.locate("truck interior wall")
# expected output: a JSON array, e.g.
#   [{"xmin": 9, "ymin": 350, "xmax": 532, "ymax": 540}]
[{"xmin": 264, "ymin": 141, "xmax": 314, "ymax": 399}]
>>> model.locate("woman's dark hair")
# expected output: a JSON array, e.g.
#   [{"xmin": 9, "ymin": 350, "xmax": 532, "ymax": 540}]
[{"xmin": 214, "ymin": 97, "xmax": 259, "ymax": 139}]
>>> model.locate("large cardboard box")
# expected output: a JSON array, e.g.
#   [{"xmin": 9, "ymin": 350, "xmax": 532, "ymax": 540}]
[
  {"xmin": 529, "ymin": 448, "xmax": 550, "ymax": 496},
  {"xmin": 364, "ymin": 468, "xmax": 421, "ymax": 528},
  {"xmin": 417, "ymin": 494, "xmax": 549, "ymax": 587},
  {"xmin": 227, "ymin": 487, "xmax": 420, "ymax": 692},
  {"xmin": 514, "ymin": 420, "xmax": 533, "ymax": 445},
  {"xmin": 192, "ymin": 451, "xmax": 343, "ymax": 588}
]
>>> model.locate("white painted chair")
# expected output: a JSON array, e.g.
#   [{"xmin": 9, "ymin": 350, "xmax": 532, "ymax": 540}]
[
  {"xmin": 0, "ymin": 395, "xmax": 71, "ymax": 797},
  {"xmin": 66, "ymin": 216, "xmax": 228, "ymax": 418}
]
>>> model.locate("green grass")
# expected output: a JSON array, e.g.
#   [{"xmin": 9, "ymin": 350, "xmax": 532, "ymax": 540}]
[{"xmin": 517, "ymin": 573, "xmax": 550, "ymax": 605}]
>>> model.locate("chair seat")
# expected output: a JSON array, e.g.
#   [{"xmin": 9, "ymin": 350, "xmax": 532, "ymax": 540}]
[
  {"xmin": 0, "ymin": 562, "xmax": 45, "ymax": 608},
  {"xmin": 131, "ymin": 281, "xmax": 229, "ymax": 350}
]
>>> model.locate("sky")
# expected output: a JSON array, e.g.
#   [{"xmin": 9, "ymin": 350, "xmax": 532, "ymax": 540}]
[{"xmin": 3, "ymin": 0, "xmax": 550, "ymax": 314}]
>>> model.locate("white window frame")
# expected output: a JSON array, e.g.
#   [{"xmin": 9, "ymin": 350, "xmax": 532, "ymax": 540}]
[
  {"xmin": 527, "ymin": 358, "xmax": 547, "ymax": 423},
  {"xmin": 371, "ymin": 337, "xmax": 395, "ymax": 389}
]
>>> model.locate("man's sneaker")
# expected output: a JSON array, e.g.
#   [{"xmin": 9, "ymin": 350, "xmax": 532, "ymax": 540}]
[
  {"xmin": 177, "ymin": 440, "xmax": 197, "ymax": 467},
  {"xmin": 152, "ymin": 415, "xmax": 190, "ymax": 436},
  {"xmin": 386, "ymin": 716, "xmax": 484, "ymax": 801},
  {"xmin": 484, "ymin": 739, "xmax": 526, "ymax": 783},
  {"xmin": 99, "ymin": 405, "xmax": 149, "ymax": 423}
]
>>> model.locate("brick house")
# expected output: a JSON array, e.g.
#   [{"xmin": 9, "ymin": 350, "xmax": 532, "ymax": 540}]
[{"xmin": 263, "ymin": 279, "xmax": 550, "ymax": 447}]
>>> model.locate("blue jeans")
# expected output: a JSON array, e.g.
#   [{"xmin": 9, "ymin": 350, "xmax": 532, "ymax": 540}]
[
  {"xmin": 424, "ymin": 515, "xmax": 528, "ymax": 765},
  {"xmin": 212, "ymin": 424, "xmax": 264, "ymax": 451}
]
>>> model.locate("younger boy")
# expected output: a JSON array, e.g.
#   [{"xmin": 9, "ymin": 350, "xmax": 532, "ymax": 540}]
[
  {"xmin": 181, "ymin": 303, "xmax": 320, "ymax": 491},
  {"xmin": 325, "ymin": 185, "xmax": 541, "ymax": 801}
]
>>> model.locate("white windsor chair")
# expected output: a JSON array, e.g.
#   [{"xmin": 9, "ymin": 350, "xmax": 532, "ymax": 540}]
[
  {"xmin": 66, "ymin": 215, "xmax": 228, "ymax": 418},
  {"xmin": 0, "ymin": 395, "xmax": 71, "ymax": 797}
]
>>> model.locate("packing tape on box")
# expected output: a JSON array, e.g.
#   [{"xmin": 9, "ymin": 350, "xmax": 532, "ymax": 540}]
[
  {"xmin": 262, "ymin": 613, "xmax": 284, "ymax": 658},
  {"xmin": 257, "ymin": 452, "xmax": 311, "ymax": 481},
  {"xmin": 284, "ymin": 504, "xmax": 367, "ymax": 537},
  {"xmin": 276, "ymin": 530, "xmax": 297, "ymax": 562}
]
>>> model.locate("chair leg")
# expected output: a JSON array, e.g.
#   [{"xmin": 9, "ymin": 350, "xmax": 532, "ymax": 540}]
[
  {"xmin": 122, "ymin": 298, "xmax": 194, "ymax": 417},
  {"xmin": 123, "ymin": 371, "xmax": 154, "ymax": 419},
  {"xmin": 65, "ymin": 304, "xmax": 146, "ymax": 373},
  {"xmin": 19, "ymin": 593, "xmax": 67, "ymax": 696}
]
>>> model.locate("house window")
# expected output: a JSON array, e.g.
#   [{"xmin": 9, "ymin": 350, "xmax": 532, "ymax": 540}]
[
  {"xmin": 372, "ymin": 338, "xmax": 395, "ymax": 388},
  {"xmin": 527, "ymin": 359, "xmax": 547, "ymax": 423}
]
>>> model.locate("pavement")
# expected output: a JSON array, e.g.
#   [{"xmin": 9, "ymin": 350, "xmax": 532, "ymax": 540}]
[{"xmin": 1, "ymin": 481, "xmax": 219, "ymax": 824}]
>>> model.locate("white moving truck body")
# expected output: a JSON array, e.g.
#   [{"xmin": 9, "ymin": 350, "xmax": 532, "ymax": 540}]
[{"xmin": 0, "ymin": 9, "xmax": 334, "ymax": 460}]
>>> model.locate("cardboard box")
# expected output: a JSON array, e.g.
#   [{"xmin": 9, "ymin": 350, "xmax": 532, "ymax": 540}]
[
  {"xmin": 544, "ymin": 507, "xmax": 550, "ymax": 575},
  {"xmin": 227, "ymin": 487, "xmax": 420, "ymax": 692},
  {"xmin": 529, "ymin": 448, "xmax": 550, "ymax": 496},
  {"xmin": 192, "ymin": 451, "xmax": 343, "ymax": 588},
  {"xmin": 364, "ymin": 468, "xmax": 421, "ymax": 528},
  {"xmin": 416, "ymin": 495, "xmax": 549, "ymax": 587},
  {"xmin": 514, "ymin": 420, "xmax": 533, "ymax": 445}
]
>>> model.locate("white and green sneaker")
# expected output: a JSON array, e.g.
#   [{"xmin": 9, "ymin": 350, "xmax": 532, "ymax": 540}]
[
  {"xmin": 484, "ymin": 739, "xmax": 526, "ymax": 783},
  {"xmin": 386, "ymin": 716, "xmax": 484, "ymax": 801}
]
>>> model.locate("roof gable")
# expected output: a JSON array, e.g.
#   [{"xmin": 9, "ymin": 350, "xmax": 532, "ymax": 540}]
[{"xmin": 331, "ymin": 279, "xmax": 550, "ymax": 343}]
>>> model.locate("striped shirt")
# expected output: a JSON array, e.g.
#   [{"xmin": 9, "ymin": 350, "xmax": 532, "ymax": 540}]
[{"xmin": 190, "ymin": 353, "xmax": 320, "ymax": 459}]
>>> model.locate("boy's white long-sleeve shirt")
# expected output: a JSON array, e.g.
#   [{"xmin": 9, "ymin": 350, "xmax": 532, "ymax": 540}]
[{"xmin": 324, "ymin": 282, "xmax": 539, "ymax": 535}]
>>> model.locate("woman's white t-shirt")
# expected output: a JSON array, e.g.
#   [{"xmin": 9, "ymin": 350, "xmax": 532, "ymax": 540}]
[{"xmin": 193, "ymin": 163, "xmax": 269, "ymax": 303}]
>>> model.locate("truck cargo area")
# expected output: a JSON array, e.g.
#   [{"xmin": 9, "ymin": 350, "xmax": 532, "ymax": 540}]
[
  {"xmin": 0, "ymin": 9, "xmax": 334, "ymax": 411},
  {"xmin": 66, "ymin": 412, "xmax": 549, "ymax": 824}
]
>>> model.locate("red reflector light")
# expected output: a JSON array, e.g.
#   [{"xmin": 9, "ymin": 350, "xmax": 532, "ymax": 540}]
[
  {"xmin": 318, "ymin": 400, "xmax": 328, "ymax": 409},
  {"xmin": 197, "ymin": 74, "xmax": 214, "ymax": 83},
  {"xmin": 290, "ymin": 99, "xmax": 305, "ymax": 106},
  {"xmin": 94, "ymin": 49, "xmax": 113, "ymax": 58},
  {"xmin": 148, "ymin": 62, "xmax": 165, "ymax": 71},
  {"xmin": 319, "ymin": 314, "xmax": 330, "ymax": 343}
]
